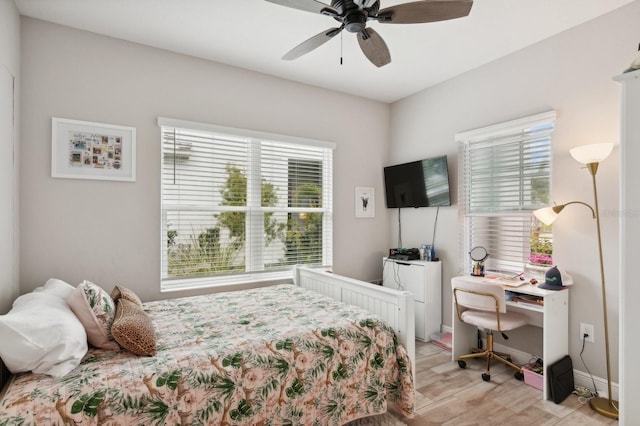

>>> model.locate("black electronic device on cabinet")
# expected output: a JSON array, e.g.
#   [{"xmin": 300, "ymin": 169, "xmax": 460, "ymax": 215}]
[{"xmin": 388, "ymin": 248, "xmax": 421, "ymax": 261}]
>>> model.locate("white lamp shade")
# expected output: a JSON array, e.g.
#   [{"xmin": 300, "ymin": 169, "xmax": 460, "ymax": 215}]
[
  {"xmin": 569, "ymin": 143, "xmax": 614, "ymax": 165},
  {"xmin": 533, "ymin": 206, "xmax": 558, "ymax": 225}
]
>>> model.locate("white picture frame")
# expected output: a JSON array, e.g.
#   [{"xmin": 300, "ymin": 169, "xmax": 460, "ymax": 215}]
[
  {"xmin": 355, "ymin": 187, "xmax": 375, "ymax": 218},
  {"xmin": 51, "ymin": 117, "xmax": 136, "ymax": 181}
]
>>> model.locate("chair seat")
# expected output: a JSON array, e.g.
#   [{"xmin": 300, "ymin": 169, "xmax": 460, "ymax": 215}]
[{"xmin": 460, "ymin": 309, "xmax": 529, "ymax": 332}]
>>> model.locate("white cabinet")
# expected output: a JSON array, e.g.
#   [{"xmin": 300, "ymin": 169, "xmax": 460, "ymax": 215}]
[
  {"xmin": 382, "ymin": 258, "xmax": 442, "ymax": 341},
  {"xmin": 615, "ymin": 69, "xmax": 640, "ymax": 422}
]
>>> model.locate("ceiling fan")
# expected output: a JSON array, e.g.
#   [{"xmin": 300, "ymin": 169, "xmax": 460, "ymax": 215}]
[{"xmin": 265, "ymin": 0, "xmax": 473, "ymax": 67}]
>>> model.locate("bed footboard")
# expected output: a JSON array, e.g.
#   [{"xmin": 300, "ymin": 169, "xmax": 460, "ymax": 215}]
[{"xmin": 293, "ymin": 266, "xmax": 415, "ymax": 372}]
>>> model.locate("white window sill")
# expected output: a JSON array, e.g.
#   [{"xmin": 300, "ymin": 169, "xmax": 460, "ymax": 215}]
[{"xmin": 161, "ymin": 270, "xmax": 293, "ymax": 293}]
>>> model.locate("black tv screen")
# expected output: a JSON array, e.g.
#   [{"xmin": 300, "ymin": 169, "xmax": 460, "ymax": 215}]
[{"xmin": 383, "ymin": 155, "xmax": 451, "ymax": 208}]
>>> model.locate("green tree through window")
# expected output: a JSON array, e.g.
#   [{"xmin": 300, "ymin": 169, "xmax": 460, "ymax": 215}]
[{"xmin": 167, "ymin": 163, "xmax": 324, "ymax": 276}]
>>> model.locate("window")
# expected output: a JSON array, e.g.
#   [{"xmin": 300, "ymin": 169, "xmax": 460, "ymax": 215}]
[
  {"xmin": 456, "ymin": 111, "xmax": 555, "ymax": 274},
  {"xmin": 159, "ymin": 118, "xmax": 334, "ymax": 291}
]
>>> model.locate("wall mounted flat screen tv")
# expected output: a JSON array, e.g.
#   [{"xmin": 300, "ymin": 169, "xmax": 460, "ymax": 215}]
[{"xmin": 383, "ymin": 155, "xmax": 451, "ymax": 208}]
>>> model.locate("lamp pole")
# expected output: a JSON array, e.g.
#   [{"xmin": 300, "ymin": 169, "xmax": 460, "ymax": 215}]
[
  {"xmin": 586, "ymin": 162, "xmax": 618, "ymax": 419},
  {"xmin": 536, "ymin": 143, "xmax": 617, "ymax": 418}
]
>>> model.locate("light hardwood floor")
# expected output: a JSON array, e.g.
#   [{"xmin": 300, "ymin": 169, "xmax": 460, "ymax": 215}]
[{"xmin": 390, "ymin": 341, "xmax": 618, "ymax": 425}]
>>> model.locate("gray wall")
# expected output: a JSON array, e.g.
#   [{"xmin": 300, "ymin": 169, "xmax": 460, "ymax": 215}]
[
  {"xmin": 20, "ymin": 18, "xmax": 391, "ymax": 302},
  {"xmin": 389, "ymin": 1, "xmax": 640, "ymax": 385},
  {"xmin": 0, "ymin": 0, "xmax": 20, "ymax": 315}
]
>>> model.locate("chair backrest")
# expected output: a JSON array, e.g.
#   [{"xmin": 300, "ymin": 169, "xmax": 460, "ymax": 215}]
[
  {"xmin": 452, "ymin": 278, "xmax": 529, "ymax": 333},
  {"xmin": 452, "ymin": 279, "xmax": 507, "ymax": 314}
]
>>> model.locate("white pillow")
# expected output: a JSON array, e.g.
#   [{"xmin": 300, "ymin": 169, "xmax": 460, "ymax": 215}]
[
  {"xmin": 33, "ymin": 278, "xmax": 75, "ymax": 300},
  {"xmin": 0, "ymin": 291, "xmax": 88, "ymax": 377}
]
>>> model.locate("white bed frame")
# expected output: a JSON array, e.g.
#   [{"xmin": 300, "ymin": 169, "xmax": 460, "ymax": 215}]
[{"xmin": 294, "ymin": 266, "xmax": 415, "ymax": 373}]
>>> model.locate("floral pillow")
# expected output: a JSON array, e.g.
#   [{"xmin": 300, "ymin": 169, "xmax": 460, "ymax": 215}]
[{"xmin": 67, "ymin": 280, "xmax": 119, "ymax": 350}]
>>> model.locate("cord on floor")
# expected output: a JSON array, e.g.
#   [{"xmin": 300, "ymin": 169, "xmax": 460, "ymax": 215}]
[{"xmin": 576, "ymin": 333, "xmax": 599, "ymax": 403}]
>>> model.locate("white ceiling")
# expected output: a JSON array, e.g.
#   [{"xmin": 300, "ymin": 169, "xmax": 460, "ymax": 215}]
[{"xmin": 14, "ymin": 0, "xmax": 636, "ymax": 103}]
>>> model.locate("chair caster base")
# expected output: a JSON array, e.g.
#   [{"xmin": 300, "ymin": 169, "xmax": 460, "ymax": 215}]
[
  {"xmin": 458, "ymin": 360, "xmax": 467, "ymax": 369},
  {"xmin": 514, "ymin": 371, "xmax": 524, "ymax": 381},
  {"xmin": 481, "ymin": 373, "xmax": 491, "ymax": 382}
]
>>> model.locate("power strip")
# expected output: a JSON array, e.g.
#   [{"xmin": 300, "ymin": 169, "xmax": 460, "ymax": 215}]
[{"xmin": 574, "ymin": 385, "xmax": 594, "ymax": 398}]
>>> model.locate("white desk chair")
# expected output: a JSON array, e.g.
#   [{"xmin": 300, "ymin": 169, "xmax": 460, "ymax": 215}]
[{"xmin": 452, "ymin": 279, "xmax": 528, "ymax": 382}]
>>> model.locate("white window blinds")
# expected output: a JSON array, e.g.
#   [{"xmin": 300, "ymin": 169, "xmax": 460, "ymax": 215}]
[
  {"xmin": 159, "ymin": 118, "xmax": 334, "ymax": 291},
  {"xmin": 456, "ymin": 111, "xmax": 555, "ymax": 274}
]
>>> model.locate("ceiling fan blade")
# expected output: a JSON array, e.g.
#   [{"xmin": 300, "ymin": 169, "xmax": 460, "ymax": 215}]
[
  {"xmin": 282, "ymin": 27, "xmax": 343, "ymax": 61},
  {"xmin": 375, "ymin": 0, "xmax": 473, "ymax": 24},
  {"xmin": 357, "ymin": 28, "xmax": 391, "ymax": 67},
  {"xmin": 264, "ymin": 0, "xmax": 339, "ymax": 17}
]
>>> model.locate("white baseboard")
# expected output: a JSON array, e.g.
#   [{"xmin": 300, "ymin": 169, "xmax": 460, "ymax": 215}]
[{"xmin": 438, "ymin": 325, "xmax": 619, "ymax": 400}]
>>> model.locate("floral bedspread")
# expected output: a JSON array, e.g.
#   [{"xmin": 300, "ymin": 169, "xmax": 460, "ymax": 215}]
[{"xmin": 0, "ymin": 284, "xmax": 414, "ymax": 425}]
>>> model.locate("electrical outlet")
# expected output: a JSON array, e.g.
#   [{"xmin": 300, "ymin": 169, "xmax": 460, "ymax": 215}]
[{"xmin": 580, "ymin": 323, "xmax": 595, "ymax": 343}]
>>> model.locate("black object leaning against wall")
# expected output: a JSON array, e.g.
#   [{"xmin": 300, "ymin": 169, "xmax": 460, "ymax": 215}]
[{"xmin": 548, "ymin": 355, "xmax": 575, "ymax": 404}]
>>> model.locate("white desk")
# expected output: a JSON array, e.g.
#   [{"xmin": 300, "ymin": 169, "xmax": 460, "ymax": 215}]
[{"xmin": 451, "ymin": 275, "xmax": 569, "ymax": 400}]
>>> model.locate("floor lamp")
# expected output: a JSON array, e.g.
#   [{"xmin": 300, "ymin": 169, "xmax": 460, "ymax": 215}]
[{"xmin": 533, "ymin": 143, "xmax": 618, "ymax": 419}]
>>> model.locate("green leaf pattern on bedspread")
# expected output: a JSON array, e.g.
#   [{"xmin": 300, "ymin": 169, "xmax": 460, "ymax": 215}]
[{"xmin": 0, "ymin": 284, "xmax": 414, "ymax": 425}]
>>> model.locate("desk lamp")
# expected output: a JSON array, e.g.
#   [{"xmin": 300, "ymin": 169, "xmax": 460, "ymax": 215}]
[{"xmin": 533, "ymin": 142, "xmax": 617, "ymax": 419}]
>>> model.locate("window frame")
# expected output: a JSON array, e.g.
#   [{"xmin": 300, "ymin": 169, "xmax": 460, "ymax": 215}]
[
  {"xmin": 158, "ymin": 117, "xmax": 335, "ymax": 292},
  {"xmin": 456, "ymin": 111, "xmax": 556, "ymax": 275}
]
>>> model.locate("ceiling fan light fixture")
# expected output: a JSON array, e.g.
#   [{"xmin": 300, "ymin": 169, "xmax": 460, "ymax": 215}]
[{"xmin": 345, "ymin": 13, "xmax": 367, "ymax": 33}]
